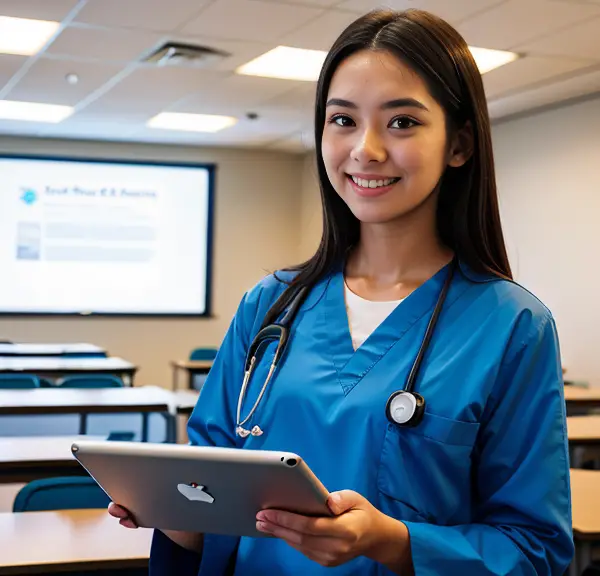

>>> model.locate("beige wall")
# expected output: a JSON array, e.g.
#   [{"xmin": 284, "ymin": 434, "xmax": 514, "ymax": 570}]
[
  {"xmin": 299, "ymin": 152, "xmax": 322, "ymax": 261},
  {"xmin": 493, "ymin": 95, "xmax": 600, "ymax": 383},
  {"xmin": 0, "ymin": 137, "xmax": 305, "ymax": 387}
]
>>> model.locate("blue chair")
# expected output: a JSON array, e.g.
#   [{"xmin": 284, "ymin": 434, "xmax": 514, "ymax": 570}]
[
  {"xmin": 188, "ymin": 348, "xmax": 217, "ymax": 391},
  {"xmin": 58, "ymin": 374, "xmax": 124, "ymax": 388},
  {"xmin": 189, "ymin": 347, "xmax": 218, "ymax": 361},
  {"xmin": 13, "ymin": 476, "xmax": 110, "ymax": 512},
  {"xmin": 58, "ymin": 375, "xmax": 131, "ymax": 437},
  {"xmin": 0, "ymin": 374, "xmax": 40, "ymax": 388}
]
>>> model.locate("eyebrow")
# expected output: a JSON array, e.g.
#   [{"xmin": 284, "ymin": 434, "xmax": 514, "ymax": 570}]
[{"xmin": 325, "ymin": 97, "xmax": 429, "ymax": 112}]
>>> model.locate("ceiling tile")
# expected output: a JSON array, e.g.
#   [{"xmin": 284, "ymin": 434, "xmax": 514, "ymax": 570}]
[
  {"xmin": 180, "ymin": 0, "xmax": 324, "ymax": 42},
  {"xmin": 5, "ymin": 57, "xmax": 124, "ymax": 106},
  {"xmin": 80, "ymin": 66, "xmax": 229, "ymax": 116},
  {"xmin": 261, "ymin": 83, "xmax": 316, "ymax": 111},
  {"xmin": 516, "ymin": 16, "xmax": 600, "ymax": 61},
  {"xmin": 457, "ymin": 0, "xmax": 600, "ymax": 50},
  {"xmin": 0, "ymin": 0, "xmax": 79, "ymax": 21},
  {"xmin": 73, "ymin": 0, "xmax": 212, "ymax": 33},
  {"xmin": 335, "ymin": 0, "xmax": 502, "ymax": 23},
  {"xmin": 171, "ymin": 75, "xmax": 305, "ymax": 116},
  {"xmin": 38, "ymin": 115, "xmax": 141, "ymax": 141},
  {"xmin": 170, "ymin": 35, "xmax": 275, "ymax": 72},
  {"xmin": 483, "ymin": 54, "xmax": 595, "ymax": 98},
  {"xmin": 0, "ymin": 118, "xmax": 48, "ymax": 137},
  {"xmin": 263, "ymin": 0, "xmax": 341, "ymax": 6},
  {"xmin": 281, "ymin": 8, "xmax": 359, "ymax": 50},
  {"xmin": 0, "ymin": 54, "xmax": 28, "ymax": 91},
  {"xmin": 46, "ymin": 25, "xmax": 164, "ymax": 63}
]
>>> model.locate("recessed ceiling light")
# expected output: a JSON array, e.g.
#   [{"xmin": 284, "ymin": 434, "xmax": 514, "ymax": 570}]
[
  {"xmin": 65, "ymin": 73, "xmax": 79, "ymax": 85},
  {"xmin": 235, "ymin": 44, "xmax": 518, "ymax": 82},
  {"xmin": 147, "ymin": 112, "xmax": 237, "ymax": 133},
  {"xmin": 236, "ymin": 46, "xmax": 327, "ymax": 81},
  {"xmin": 0, "ymin": 100, "xmax": 73, "ymax": 123},
  {"xmin": 469, "ymin": 46, "xmax": 519, "ymax": 74},
  {"xmin": 0, "ymin": 16, "xmax": 60, "ymax": 56}
]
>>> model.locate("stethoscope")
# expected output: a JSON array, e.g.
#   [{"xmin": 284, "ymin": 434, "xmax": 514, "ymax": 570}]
[{"xmin": 235, "ymin": 259, "xmax": 457, "ymax": 438}]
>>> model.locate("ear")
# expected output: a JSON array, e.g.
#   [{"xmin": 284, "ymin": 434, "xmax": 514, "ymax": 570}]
[{"xmin": 447, "ymin": 121, "xmax": 474, "ymax": 168}]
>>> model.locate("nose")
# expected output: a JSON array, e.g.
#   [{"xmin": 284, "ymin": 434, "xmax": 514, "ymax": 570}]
[{"xmin": 350, "ymin": 127, "xmax": 387, "ymax": 164}]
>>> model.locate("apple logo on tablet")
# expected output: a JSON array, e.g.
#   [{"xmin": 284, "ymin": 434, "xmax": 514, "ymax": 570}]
[{"xmin": 177, "ymin": 482, "xmax": 215, "ymax": 504}]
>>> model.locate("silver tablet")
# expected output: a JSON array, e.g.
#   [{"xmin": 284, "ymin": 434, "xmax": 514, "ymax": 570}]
[{"xmin": 71, "ymin": 440, "xmax": 331, "ymax": 538}]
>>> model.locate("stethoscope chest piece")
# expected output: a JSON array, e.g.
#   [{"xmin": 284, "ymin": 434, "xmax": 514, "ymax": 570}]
[{"xmin": 385, "ymin": 391, "xmax": 426, "ymax": 428}]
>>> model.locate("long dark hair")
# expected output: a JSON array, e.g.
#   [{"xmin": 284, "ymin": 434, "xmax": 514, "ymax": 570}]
[{"xmin": 263, "ymin": 8, "xmax": 512, "ymax": 327}]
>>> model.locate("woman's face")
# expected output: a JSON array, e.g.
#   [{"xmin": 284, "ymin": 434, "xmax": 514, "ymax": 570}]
[{"xmin": 321, "ymin": 49, "xmax": 465, "ymax": 225}]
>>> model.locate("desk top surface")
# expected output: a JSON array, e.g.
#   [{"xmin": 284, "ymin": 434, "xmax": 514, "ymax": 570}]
[
  {"xmin": 0, "ymin": 436, "xmax": 107, "ymax": 468},
  {"xmin": 0, "ymin": 343, "xmax": 105, "ymax": 357},
  {"xmin": 0, "ymin": 356, "xmax": 135, "ymax": 372},
  {"xmin": 567, "ymin": 415, "xmax": 600, "ymax": 441},
  {"xmin": 173, "ymin": 390, "xmax": 199, "ymax": 414},
  {"xmin": 564, "ymin": 386, "xmax": 600, "ymax": 403},
  {"xmin": 0, "ymin": 508, "xmax": 151, "ymax": 574},
  {"xmin": 571, "ymin": 469, "xmax": 600, "ymax": 538},
  {"xmin": 171, "ymin": 359, "xmax": 213, "ymax": 370},
  {"xmin": 0, "ymin": 385, "xmax": 171, "ymax": 415}
]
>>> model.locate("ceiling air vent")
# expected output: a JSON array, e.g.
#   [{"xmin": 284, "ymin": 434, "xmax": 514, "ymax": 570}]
[{"xmin": 143, "ymin": 42, "xmax": 230, "ymax": 68}]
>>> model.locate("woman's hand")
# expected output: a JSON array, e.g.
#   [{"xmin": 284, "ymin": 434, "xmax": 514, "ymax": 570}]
[
  {"xmin": 108, "ymin": 502, "xmax": 203, "ymax": 553},
  {"xmin": 108, "ymin": 502, "xmax": 137, "ymax": 528},
  {"xmin": 256, "ymin": 490, "xmax": 413, "ymax": 573}
]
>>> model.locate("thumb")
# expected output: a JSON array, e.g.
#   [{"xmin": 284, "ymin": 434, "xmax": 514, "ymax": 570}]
[{"xmin": 327, "ymin": 490, "xmax": 363, "ymax": 516}]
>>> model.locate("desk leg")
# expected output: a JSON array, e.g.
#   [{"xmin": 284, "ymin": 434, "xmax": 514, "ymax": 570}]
[
  {"xmin": 188, "ymin": 370, "xmax": 194, "ymax": 390},
  {"xmin": 79, "ymin": 413, "xmax": 88, "ymax": 435},
  {"xmin": 570, "ymin": 446, "xmax": 585, "ymax": 469},
  {"xmin": 571, "ymin": 541, "xmax": 592, "ymax": 576},
  {"xmin": 141, "ymin": 413, "xmax": 149, "ymax": 442},
  {"xmin": 163, "ymin": 412, "xmax": 177, "ymax": 443}
]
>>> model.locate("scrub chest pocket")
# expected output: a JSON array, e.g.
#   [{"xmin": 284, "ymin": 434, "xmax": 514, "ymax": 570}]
[{"xmin": 377, "ymin": 411, "xmax": 480, "ymax": 526}]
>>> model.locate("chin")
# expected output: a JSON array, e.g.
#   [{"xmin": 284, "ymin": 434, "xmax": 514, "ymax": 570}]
[{"xmin": 348, "ymin": 205, "xmax": 408, "ymax": 224}]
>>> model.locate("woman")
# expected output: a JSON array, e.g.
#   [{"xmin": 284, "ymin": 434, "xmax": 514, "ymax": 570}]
[{"xmin": 110, "ymin": 9, "xmax": 573, "ymax": 575}]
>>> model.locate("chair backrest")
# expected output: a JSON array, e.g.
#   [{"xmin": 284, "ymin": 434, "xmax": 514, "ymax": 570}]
[
  {"xmin": 189, "ymin": 347, "xmax": 218, "ymax": 361},
  {"xmin": 0, "ymin": 374, "xmax": 40, "ymax": 388},
  {"xmin": 58, "ymin": 374, "xmax": 124, "ymax": 388},
  {"xmin": 13, "ymin": 476, "xmax": 110, "ymax": 512}
]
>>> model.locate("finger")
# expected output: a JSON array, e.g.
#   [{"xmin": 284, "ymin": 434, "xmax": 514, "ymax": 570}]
[
  {"xmin": 257, "ymin": 511, "xmax": 335, "ymax": 536},
  {"xmin": 108, "ymin": 503, "xmax": 129, "ymax": 518},
  {"xmin": 257, "ymin": 521, "xmax": 340, "ymax": 552},
  {"xmin": 327, "ymin": 490, "xmax": 364, "ymax": 516},
  {"xmin": 119, "ymin": 517, "xmax": 138, "ymax": 529}
]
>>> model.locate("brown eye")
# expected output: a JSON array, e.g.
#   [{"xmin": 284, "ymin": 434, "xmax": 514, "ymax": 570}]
[
  {"xmin": 331, "ymin": 115, "xmax": 355, "ymax": 127},
  {"xmin": 389, "ymin": 116, "xmax": 419, "ymax": 129}
]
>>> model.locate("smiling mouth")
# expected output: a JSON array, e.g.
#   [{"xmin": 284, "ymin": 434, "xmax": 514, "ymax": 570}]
[
  {"xmin": 346, "ymin": 174, "xmax": 401, "ymax": 190},
  {"xmin": 347, "ymin": 174, "xmax": 401, "ymax": 189}
]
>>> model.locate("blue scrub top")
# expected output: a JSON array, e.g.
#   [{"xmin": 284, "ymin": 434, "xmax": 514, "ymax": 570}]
[{"xmin": 150, "ymin": 261, "xmax": 574, "ymax": 575}]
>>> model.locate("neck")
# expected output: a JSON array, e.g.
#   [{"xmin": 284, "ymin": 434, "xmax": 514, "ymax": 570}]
[{"xmin": 346, "ymin": 203, "xmax": 453, "ymax": 289}]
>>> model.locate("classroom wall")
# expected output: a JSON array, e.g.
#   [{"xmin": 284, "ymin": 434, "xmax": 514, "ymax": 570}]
[
  {"xmin": 297, "ymin": 94, "xmax": 600, "ymax": 383},
  {"xmin": 0, "ymin": 137, "xmax": 305, "ymax": 387},
  {"xmin": 299, "ymin": 152, "xmax": 322, "ymax": 261},
  {"xmin": 493, "ymin": 95, "xmax": 600, "ymax": 384}
]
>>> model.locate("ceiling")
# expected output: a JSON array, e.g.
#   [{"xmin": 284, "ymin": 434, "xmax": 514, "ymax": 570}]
[{"xmin": 0, "ymin": 0, "xmax": 598, "ymax": 153}]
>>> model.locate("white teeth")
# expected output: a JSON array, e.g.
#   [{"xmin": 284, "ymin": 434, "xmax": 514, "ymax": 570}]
[{"xmin": 351, "ymin": 176, "xmax": 399, "ymax": 188}]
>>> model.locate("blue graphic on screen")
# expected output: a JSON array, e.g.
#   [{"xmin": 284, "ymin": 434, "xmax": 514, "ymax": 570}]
[{"xmin": 20, "ymin": 188, "xmax": 38, "ymax": 205}]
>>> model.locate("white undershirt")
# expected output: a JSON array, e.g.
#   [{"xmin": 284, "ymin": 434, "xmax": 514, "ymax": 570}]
[{"xmin": 344, "ymin": 282, "xmax": 404, "ymax": 350}]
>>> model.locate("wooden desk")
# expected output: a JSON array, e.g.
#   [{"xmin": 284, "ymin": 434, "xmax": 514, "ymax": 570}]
[
  {"xmin": 173, "ymin": 390, "xmax": 199, "ymax": 416},
  {"xmin": 0, "ymin": 508, "xmax": 151, "ymax": 574},
  {"xmin": 570, "ymin": 469, "xmax": 600, "ymax": 576},
  {"xmin": 0, "ymin": 343, "xmax": 106, "ymax": 358},
  {"xmin": 0, "ymin": 436, "xmax": 106, "ymax": 484},
  {"xmin": 565, "ymin": 386, "xmax": 600, "ymax": 413},
  {"xmin": 567, "ymin": 416, "xmax": 600, "ymax": 469},
  {"xmin": 0, "ymin": 386, "xmax": 176, "ymax": 442},
  {"xmin": 0, "ymin": 356, "xmax": 137, "ymax": 386},
  {"xmin": 170, "ymin": 359, "xmax": 213, "ymax": 390}
]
